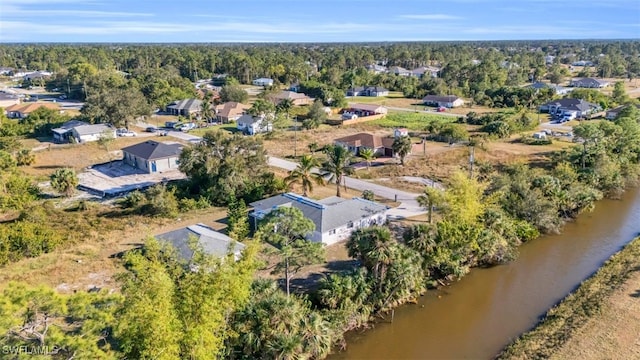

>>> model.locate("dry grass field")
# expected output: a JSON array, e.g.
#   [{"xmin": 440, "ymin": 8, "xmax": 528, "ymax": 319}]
[
  {"xmin": 20, "ymin": 135, "xmax": 169, "ymax": 178},
  {"xmin": 0, "ymin": 206, "xmax": 230, "ymax": 293},
  {"xmin": 550, "ymin": 269, "xmax": 640, "ymax": 360}
]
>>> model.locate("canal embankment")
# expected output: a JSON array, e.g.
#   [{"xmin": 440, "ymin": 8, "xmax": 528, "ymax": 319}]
[{"xmin": 496, "ymin": 236, "xmax": 640, "ymax": 360}]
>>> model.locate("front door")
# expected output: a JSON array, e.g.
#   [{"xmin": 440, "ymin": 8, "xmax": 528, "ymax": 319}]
[{"xmin": 151, "ymin": 161, "xmax": 157, "ymax": 172}]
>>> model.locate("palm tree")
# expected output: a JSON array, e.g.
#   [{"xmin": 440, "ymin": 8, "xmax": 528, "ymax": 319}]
[
  {"xmin": 15, "ymin": 149, "xmax": 35, "ymax": 166},
  {"xmin": 285, "ymin": 154, "xmax": 325, "ymax": 197},
  {"xmin": 417, "ymin": 185, "xmax": 445, "ymax": 224},
  {"xmin": 50, "ymin": 168, "xmax": 78, "ymax": 197},
  {"xmin": 200, "ymin": 96, "xmax": 214, "ymax": 124},
  {"xmin": 277, "ymin": 98, "xmax": 294, "ymax": 119},
  {"xmin": 392, "ymin": 135, "xmax": 412, "ymax": 165},
  {"xmin": 359, "ymin": 148, "xmax": 375, "ymax": 169},
  {"xmin": 321, "ymin": 145, "xmax": 353, "ymax": 197}
]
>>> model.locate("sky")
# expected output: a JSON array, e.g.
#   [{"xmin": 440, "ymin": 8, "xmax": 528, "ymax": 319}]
[{"xmin": 0, "ymin": 0, "xmax": 639, "ymax": 43}]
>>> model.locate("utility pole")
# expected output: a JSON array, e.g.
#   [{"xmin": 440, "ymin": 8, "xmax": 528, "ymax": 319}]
[
  {"xmin": 294, "ymin": 116, "xmax": 298, "ymax": 158},
  {"xmin": 469, "ymin": 146, "xmax": 475, "ymax": 178},
  {"xmin": 67, "ymin": 78, "xmax": 70, "ymax": 97}
]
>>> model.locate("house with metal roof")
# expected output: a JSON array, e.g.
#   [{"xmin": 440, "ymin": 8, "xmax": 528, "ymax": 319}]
[
  {"xmin": 166, "ymin": 98, "xmax": 203, "ymax": 116},
  {"xmin": 121, "ymin": 140, "xmax": 183, "ymax": 173},
  {"xmin": 249, "ymin": 192, "xmax": 389, "ymax": 245},
  {"xmin": 155, "ymin": 223, "xmax": 245, "ymax": 262}
]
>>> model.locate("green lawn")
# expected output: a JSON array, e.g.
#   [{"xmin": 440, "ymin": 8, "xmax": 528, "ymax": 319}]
[
  {"xmin": 188, "ymin": 123, "xmax": 238, "ymax": 136},
  {"xmin": 369, "ymin": 112, "xmax": 457, "ymax": 131}
]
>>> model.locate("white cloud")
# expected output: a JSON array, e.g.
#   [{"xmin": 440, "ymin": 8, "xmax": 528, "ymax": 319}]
[
  {"xmin": 398, "ymin": 14, "xmax": 463, "ymax": 20},
  {"xmin": 1, "ymin": 6, "xmax": 153, "ymax": 17}
]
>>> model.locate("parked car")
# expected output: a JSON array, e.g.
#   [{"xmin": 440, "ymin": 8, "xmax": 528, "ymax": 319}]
[
  {"xmin": 180, "ymin": 123, "xmax": 197, "ymax": 132},
  {"xmin": 145, "ymin": 126, "xmax": 157, "ymax": 133},
  {"xmin": 437, "ymin": 107, "xmax": 447, "ymax": 112},
  {"xmin": 116, "ymin": 128, "xmax": 137, "ymax": 137}
]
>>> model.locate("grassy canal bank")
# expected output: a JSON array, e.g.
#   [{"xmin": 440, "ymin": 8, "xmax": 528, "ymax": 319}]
[{"xmin": 497, "ymin": 236, "xmax": 640, "ymax": 359}]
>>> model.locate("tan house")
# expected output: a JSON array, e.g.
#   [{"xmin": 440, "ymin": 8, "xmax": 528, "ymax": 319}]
[
  {"xmin": 334, "ymin": 132, "xmax": 396, "ymax": 157},
  {"xmin": 214, "ymin": 102, "xmax": 250, "ymax": 123},
  {"xmin": 5, "ymin": 102, "xmax": 60, "ymax": 118},
  {"xmin": 268, "ymin": 91, "xmax": 314, "ymax": 106},
  {"xmin": 342, "ymin": 103, "xmax": 388, "ymax": 118}
]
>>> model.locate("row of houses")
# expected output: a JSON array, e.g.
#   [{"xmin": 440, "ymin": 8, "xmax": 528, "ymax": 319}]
[
  {"xmin": 366, "ymin": 64, "xmax": 441, "ymax": 78},
  {"xmin": 166, "ymin": 90, "xmax": 314, "ymax": 119}
]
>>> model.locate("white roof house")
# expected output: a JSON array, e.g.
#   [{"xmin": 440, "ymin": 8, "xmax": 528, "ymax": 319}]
[
  {"xmin": 250, "ymin": 193, "xmax": 389, "ymax": 245},
  {"xmin": 252, "ymin": 78, "xmax": 274, "ymax": 87}
]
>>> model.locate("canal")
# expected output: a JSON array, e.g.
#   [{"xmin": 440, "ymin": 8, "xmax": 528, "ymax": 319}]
[{"xmin": 331, "ymin": 187, "xmax": 640, "ymax": 359}]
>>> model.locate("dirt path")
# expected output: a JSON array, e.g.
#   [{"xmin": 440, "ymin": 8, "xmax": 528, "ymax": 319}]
[{"xmin": 551, "ymin": 269, "xmax": 640, "ymax": 360}]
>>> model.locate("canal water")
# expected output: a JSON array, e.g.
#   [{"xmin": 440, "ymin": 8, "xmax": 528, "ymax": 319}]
[{"xmin": 331, "ymin": 187, "xmax": 640, "ymax": 360}]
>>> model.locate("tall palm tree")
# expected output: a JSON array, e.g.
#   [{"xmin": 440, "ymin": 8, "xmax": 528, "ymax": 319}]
[
  {"xmin": 285, "ymin": 154, "xmax": 325, "ymax": 197},
  {"xmin": 200, "ymin": 96, "xmax": 214, "ymax": 124},
  {"xmin": 277, "ymin": 98, "xmax": 294, "ymax": 119},
  {"xmin": 359, "ymin": 148, "xmax": 375, "ymax": 169},
  {"xmin": 321, "ymin": 145, "xmax": 353, "ymax": 197},
  {"xmin": 392, "ymin": 135, "xmax": 412, "ymax": 166},
  {"xmin": 417, "ymin": 185, "xmax": 445, "ymax": 224}
]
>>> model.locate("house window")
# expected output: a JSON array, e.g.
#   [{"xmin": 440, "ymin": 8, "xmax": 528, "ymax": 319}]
[{"xmin": 329, "ymin": 229, "xmax": 336, "ymax": 235}]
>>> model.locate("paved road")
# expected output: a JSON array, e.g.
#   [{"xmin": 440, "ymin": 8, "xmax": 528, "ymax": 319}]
[{"xmin": 267, "ymin": 157, "xmax": 425, "ymax": 219}]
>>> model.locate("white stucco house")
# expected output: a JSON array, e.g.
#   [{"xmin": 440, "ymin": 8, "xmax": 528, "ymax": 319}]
[
  {"xmin": 252, "ymin": 78, "xmax": 274, "ymax": 87},
  {"xmin": 249, "ymin": 193, "xmax": 389, "ymax": 245},
  {"xmin": 236, "ymin": 114, "xmax": 273, "ymax": 135},
  {"xmin": 70, "ymin": 124, "xmax": 115, "ymax": 143},
  {"xmin": 422, "ymin": 95, "xmax": 464, "ymax": 108}
]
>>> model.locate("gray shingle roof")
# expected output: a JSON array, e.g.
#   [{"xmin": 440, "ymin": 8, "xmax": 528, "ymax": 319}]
[
  {"xmin": 250, "ymin": 193, "xmax": 388, "ymax": 233},
  {"xmin": 543, "ymin": 98, "xmax": 598, "ymax": 112},
  {"xmin": 167, "ymin": 98, "xmax": 202, "ymax": 111},
  {"xmin": 155, "ymin": 223, "xmax": 245, "ymax": 261},
  {"xmin": 51, "ymin": 120, "xmax": 89, "ymax": 134},
  {"xmin": 121, "ymin": 140, "xmax": 182, "ymax": 160},
  {"xmin": 237, "ymin": 114, "xmax": 261, "ymax": 125}
]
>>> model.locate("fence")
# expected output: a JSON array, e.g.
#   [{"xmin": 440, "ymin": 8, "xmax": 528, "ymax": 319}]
[{"xmin": 325, "ymin": 114, "xmax": 386, "ymax": 126}]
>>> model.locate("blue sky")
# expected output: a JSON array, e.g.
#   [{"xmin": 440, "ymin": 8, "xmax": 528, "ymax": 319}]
[{"xmin": 0, "ymin": 0, "xmax": 638, "ymax": 43}]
